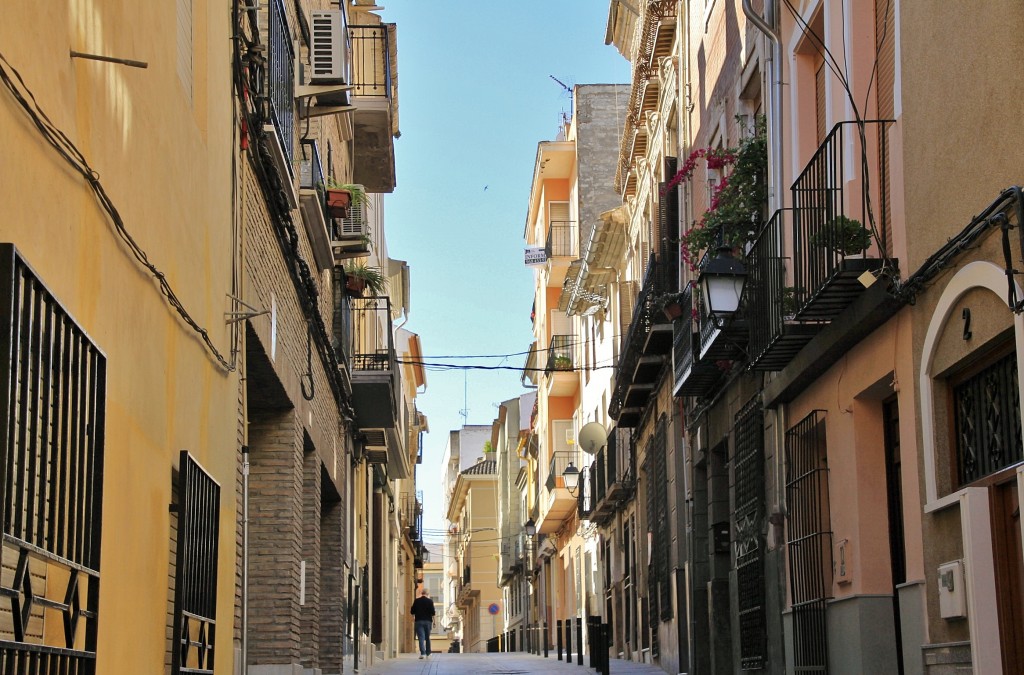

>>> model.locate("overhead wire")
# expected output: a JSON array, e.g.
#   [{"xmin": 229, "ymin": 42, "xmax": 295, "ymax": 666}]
[
  {"xmin": 780, "ymin": 0, "xmax": 891, "ymax": 266},
  {"xmin": 0, "ymin": 50, "xmax": 236, "ymax": 372}
]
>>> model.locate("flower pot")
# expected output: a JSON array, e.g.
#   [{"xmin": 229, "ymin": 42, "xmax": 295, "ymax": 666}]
[
  {"xmin": 345, "ymin": 276, "xmax": 366, "ymax": 297},
  {"xmin": 326, "ymin": 188, "xmax": 352, "ymax": 218},
  {"xmin": 662, "ymin": 302, "xmax": 684, "ymax": 321}
]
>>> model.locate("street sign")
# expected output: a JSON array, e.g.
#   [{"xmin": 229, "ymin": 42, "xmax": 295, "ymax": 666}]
[{"xmin": 488, "ymin": 603, "xmax": 500, "ymax": 615}]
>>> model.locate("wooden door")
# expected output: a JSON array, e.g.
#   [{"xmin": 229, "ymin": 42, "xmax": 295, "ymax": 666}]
[{"xmin": 992, "ymin": 480, "xmax": 1024, "ymax": 672}]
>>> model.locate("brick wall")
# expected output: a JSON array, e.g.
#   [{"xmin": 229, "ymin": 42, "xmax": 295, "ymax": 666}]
[
  {"xmin": 247, "ymin": 409, "xmax": 304, "ymax": 664},
  {"xmin": 301, "ymin": 441, "xmax": 323, "ymax": 667}
]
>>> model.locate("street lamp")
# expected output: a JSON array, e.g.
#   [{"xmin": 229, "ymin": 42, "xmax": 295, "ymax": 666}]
[
  {"xmin": 562, "ymin": 462, "xmax": 580, "ymax": 496},
  {"xmin": 699, "ymin": 245, "xmax": 747, "ymax": 326},
  {"xmin": 524, "ymin": 518, "xmax": 536, "ymax": 537}
]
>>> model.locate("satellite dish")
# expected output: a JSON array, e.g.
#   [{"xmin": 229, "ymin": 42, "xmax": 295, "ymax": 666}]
[{"xmin": 577, "ymin": 422, "xmax": 607, "ymax": 455}]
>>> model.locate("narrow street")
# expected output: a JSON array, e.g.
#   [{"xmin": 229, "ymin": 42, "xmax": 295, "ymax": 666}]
[{"xmin": 361, "ymin": 653, "xmax": 667, "ymax": 675}]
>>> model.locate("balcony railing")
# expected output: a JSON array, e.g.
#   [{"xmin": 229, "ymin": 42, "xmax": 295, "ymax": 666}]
[
  {"xmin": 268, "ymin": 0, "xmax": 294, "ymax": 167},
  {"xmin": 578, "ymin": 464, "xmax": 593, "ymax": 520},
  {"xmin": 590, "ymin": 427, "xmax": 635, "ymax": 524},
  {"xmin": 545, "ymin": 334, "xmax": 575, "ymax": 372},
  {"xmin": 545, "ymin": 451, "xmax": 577, "ymax": 493},
  {"xmin": 545, "ymin": 221, "xmax": 578, "ymax": 259},
  {"xmin": 610, "ymin": 256, "xmax": 673, "ymax": 425},
  {"xmin": 351, "ymin": 296, "xmax": 395, "ymax": 372},
  {"xmin": 791, "ymin": 120, "xmax": 891, "ymax": 320},
  {"xmin": 746, "ymin": 211, "xmax": 821, "ymax": 371},
  {"xmin": 299, "ymin": 139, "xmax": 328, "ymax": 214},
  {"xmin": 350, "ymin": 25, "xmax": 392, "ymax": 98}
]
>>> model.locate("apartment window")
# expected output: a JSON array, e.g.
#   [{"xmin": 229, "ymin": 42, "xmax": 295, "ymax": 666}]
[
  {"xmin": 953, "ymin": 349, "xmax": 1022, "ymax": 486},
  {"xmin": 171, "ymin": 451, "xmax": 221, "ymax": 674},
  {"xmin": 734, "ymin": 398, "xmax": 766, "ymax": 670},
  {"xmin": 0, "ymin": 245, "xmax": 105, "ymax": 673}
]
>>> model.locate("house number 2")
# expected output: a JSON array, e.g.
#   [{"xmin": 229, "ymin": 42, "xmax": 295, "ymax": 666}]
[{"xmin": 962, "ymin": 307, "xmax": 972, "ymax": 341}]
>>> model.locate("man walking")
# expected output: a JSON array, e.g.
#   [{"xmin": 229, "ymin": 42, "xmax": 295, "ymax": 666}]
[{"xmin": 410, "ymin": 588, "xmax": 435, "ymax": 659}]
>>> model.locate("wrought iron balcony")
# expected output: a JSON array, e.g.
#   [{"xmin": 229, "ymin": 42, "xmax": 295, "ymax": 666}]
[
  {"xmin": 545, "ymin": 220, "xmax": 578, "ymax": 259},
  {"xmin": 350, "ymin": 24, "xmax": 397, "ymax": 192},
  {"xmin": 545, "ymin": 334, "xmax": 578, "ymax": 397},
  {"xmin": 589, "ymin": 427, "xmax": 635, "ymax": 525},
  {"xmin": 672, "ymin": 284, "xmax": 721, "ymax": 396},
  {"xmin": 747, "ymin": 210, "xmax": 822, "ymax": 371},
  {"xmin": 350, "ymin": 296, "xmax": 407, "ymax": 477},
  {"xmin": 267, "ymin": 0, "xmax": 294, "ymax": 168},
  {"xmin": 791, "ymin": 120, "xmax": 891, "ymax": 320},
  {"xmin": 297, "ymin": 140, "xmax": 335, "ymax": 271},
  {"xmin": 545, "ymin": 334, "xmax": 575, "ymax": 372},
  {"xmin": 545, "ymin": 451, "xmax": 578, "ymax": 493},
  {"xmin": 609, "ymin": 256, "xmax": 673, "ymax": 426},
  {"xmin": 578, "ymin": 464, "xmax": 593, "ymax": 520}
]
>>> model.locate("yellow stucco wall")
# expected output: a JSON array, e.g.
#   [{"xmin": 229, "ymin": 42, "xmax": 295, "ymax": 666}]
[{"xmin": 0, "ymin": 2, "xmax": 238, "ymax": 672}]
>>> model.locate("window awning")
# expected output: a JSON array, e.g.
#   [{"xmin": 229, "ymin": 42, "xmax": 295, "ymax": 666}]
[{"xmin": 558, "ymin": 206, "xmax": 628, "ymax": 315}]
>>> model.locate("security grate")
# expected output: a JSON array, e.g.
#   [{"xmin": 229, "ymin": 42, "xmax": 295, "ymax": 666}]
[
  {"xmin": 734, "ymin": 398, "xmax": 766, "ymax": 670},
  {"xmin": 954, "ymin": 351, "xmax": 1022, "ymax": 486},
  {"xmin": 171, "ymin": 451, "xmax": 221, "ymax": 675},
  {"xmin": 785, "ymin": 410, "xmax": 832, "ymax": 675},
  {"xmin": 0, "ymin": 245, "xmax": 105, "ymax": 673},
  {"xmin": 643, "ymin": 416, "xmax": 672, "ymax": 642}
]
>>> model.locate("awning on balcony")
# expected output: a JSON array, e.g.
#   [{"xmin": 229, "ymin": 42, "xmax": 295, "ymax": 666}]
[{"xmin": 559, "ymin": 206, "xmax": 628, "ymax": 315}]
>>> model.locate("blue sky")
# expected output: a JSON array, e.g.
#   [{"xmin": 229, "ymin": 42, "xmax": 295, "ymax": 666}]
[{"xmin": 379, "ymin": 2, "xmax": 631, "ymax": 538}]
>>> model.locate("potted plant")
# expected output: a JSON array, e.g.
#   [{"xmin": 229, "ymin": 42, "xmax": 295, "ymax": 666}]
[
  {"xmin": 810, "ymin": 215, "xmax": 872, "ymax": 256},
  {"xmin": 343, "ymin": 262, "xmax": 388, "ymax": 297},
  {"xmin": 781, "ymin": 286, "xmax": 799, "ymax": 320},
  {"xmin": 656, "ymin": 292, "xmax": 687, "ymax": 321},
  {"xmin": 551, "ymin": 354, "xmax": 573, "ymax": 371},
  {"xmin": 324, "ymin": 179, "xmax": 367, "ymax": 219}
]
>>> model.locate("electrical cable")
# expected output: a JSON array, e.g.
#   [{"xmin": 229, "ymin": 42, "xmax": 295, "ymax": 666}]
[
  {"xmin": 231, "ymin": 1, "xmax": 354, "ymax": 417},
  {"xmin": 0, "ymin": 50, "xmax": 236, "ymax": 372}
]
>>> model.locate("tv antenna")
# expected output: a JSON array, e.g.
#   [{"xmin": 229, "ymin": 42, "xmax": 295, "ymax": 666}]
[
  {"xmin": 458, "ymin": 371, "xmax": 469, "ymax": 424},
  {"xmin": 550, "ymin": 76, "xmax": 574, "ymax": 126}
]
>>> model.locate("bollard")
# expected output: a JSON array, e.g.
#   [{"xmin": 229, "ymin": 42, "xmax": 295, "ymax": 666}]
[
  {"xmin": 557, "ymin": 619, "xmax": 563, "ymax": 660},
  {"xmin": 565, "ymin": 618, "xmax": 572, "ymax": 663},
  {"xmin": 545, "ymin": 621, "xmax": 550, "ymax": 658},
  {"xmin": 601, "ymin": 623, "xmax": 610, "ymax": 675},
  {"xmin": 587, "ymin": 617, "xmax": 595, "ymax": 669},
  {"xmin": 576, "ymin": 618, "xmax": 583, "ymax": 665}
]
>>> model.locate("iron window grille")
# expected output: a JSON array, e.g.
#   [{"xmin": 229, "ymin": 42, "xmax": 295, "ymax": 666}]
[
  {"xmin": 954, "ymin": 350, "xmax": 1022, "ymax": 486},
  {"xmin": 785, "ymin": 410, "xmax": 833, "ymax": 675},
  {"xmin": 0, "ymin": 244, "xmax": 105, "ymax": 673},
  {"xmin": 733, "ymin": 397, "xmax": 766, "ymax": 670},
  {"xmin": 171, "ymin": 451, "xmax": 221, "ymax": 675},
  {"xmin": 643, "ymin": 418, "xmax": 672, "ymax": 624}
]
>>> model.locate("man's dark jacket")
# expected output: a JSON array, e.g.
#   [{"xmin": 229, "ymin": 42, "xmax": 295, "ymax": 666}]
[{"xmin": 411, "ymin": 596, "xmax": 435, "ymax": 622}]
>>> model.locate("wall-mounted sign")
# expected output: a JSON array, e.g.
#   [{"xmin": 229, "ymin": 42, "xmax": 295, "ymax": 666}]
[{"xmin": 524, "ymin": 247, "xmax": 547, "ymax": 267}]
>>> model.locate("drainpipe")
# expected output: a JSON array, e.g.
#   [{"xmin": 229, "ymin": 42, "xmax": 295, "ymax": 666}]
[
  {"xmin": 242, "ymin": 445, "xmax": 250, "ymax": 674},
  {"xmin": 742, "ymin": 0, "xmax": 783, "ymax": 213}
]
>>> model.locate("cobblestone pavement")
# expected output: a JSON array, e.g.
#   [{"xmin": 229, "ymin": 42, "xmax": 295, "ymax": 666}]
[{"xmin": 359, "ymin": 652, "xmax": 667, "ymax": 675}]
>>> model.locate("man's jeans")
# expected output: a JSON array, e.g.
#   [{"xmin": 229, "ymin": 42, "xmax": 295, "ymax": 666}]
[{"xmin": 415, "ymin": 619, "xmax": 432, "ymax": 655}]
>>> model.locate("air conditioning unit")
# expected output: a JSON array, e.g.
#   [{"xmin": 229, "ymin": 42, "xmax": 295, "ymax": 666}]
[{"xmin": 309, "ymin": 10, "xmax": 348, "ymax": 84}]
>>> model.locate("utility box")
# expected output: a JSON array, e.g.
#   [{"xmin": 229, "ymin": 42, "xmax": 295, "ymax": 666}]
[{"xmin": 938, "ymin": 560, "xmax": 966, "ymax": 619}]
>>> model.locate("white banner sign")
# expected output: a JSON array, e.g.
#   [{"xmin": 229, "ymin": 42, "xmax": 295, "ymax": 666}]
[{"xmin": 524, "ymin": 247, "xmax": 547, "ymax": 267}]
